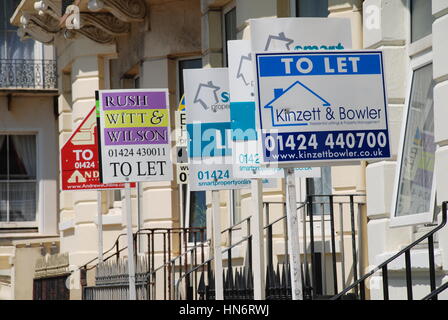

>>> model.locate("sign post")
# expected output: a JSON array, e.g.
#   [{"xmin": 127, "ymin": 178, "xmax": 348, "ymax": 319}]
[
  {"xmin": 124, "ymin": 183, "xmax": 136, "ymax": 300},
  {"xmin": 250, "ymin": 178, "xmax": 265, "ymax": 299},
  {"xmin": 183, "ymin": 68, "xmax": 251, "ymax": 300},
  {"xmin": 97, "ymin": 191, "xmax": 103, "ymax": 263},
  {"xmin": 250, "ymin": 17, "xmax": 374, "ymax": 301},
  {"xmin": 60, "ymin": 106, "xmax": 131, "ymax": 269},
  {"xmin": 285, "ymin": 168, "xmax": 303, "ymax": 299},
  {"xmin": 228, "ymin": 40, "xmax": 271, "ymax": 299},
  {"xmin": 96, "ymin": 89, "xmax": 173, "ymax": 300},
  {"xmin": 212, "ymin": 190, "xmax": 224, "ymax": 300},
  {"xmin": 254, "ymin": 50, "xmax": 390, "ymax": 300}
]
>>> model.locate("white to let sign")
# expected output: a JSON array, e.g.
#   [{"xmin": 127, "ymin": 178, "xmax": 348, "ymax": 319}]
[
  {"xmin": 228, "ymin": 40, "xmax": 284, "ymax": 179},
  {"xmin": 97, "ymin": 89, "xmax": 173, "ymax": 183},
  {"xmin": 250, "ymin": 17, "xmax": 352, "ymax": 53},
  {"xmin": 254, "ymin": 50, "xmax": 391, "ymax": 166},
  {"xmin": 184, "ymin": 68, "xmax": 251, "ymax": 191}
]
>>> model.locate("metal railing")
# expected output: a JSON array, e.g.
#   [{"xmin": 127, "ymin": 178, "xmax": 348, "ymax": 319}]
[
  {"xmin": 172, "ymin": 195, "xmax": 365, "ymax": 300},
  {"xmin": 82, "ymin": 227, "xmax": 206, "ymax": 300},
  {"xmin": 174, "ymin": 216, "xmax": 254, "ymax": 300},
  {"xmin": 0, "ymin": 59, "xmax": 57, "ymax": 89},
  {"xmin": 80, "ymin": 194, "xmax": 366, "ymax": 300},
  {"xmin": 332, "ymin": 201, "xmax": 448, "ymax": 300},
  {"xmin": 303, "ymin": 194, "xmax": 366, "ymax": 298}
]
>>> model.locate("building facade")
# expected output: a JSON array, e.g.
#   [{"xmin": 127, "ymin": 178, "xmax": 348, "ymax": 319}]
[
  {"xmin": 1, "ymin": 0, "xmax": 446, "ymax": 300},
  {"xmin": 0, "ymin": 0, "xmax": 58, "ymax": 300}
]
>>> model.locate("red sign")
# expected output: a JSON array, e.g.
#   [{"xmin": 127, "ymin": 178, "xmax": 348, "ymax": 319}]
[{"xmin": 61, "ymin": 107, "xmax": 130, "ymax": 190}]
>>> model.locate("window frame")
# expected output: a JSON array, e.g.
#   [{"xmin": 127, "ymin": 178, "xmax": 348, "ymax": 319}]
[
  {"xmin": 0, "ymin": 132, "xmax": 39, "ymax": 228},
  {"xmin": 409, "ymin": 0, "xmax": 433, "ymax": 44},
  {"xmin": 176, "ymin": 56, "xmax": 206, "ymax": 241},
  {"xmin": 0, "ymin": 0, "xmax": 43, "ymax": 60},
  {"xmin": 176, "ymin": 56, "xmax": 203, "ymax": 99},
  {"xmin": 293, "ymin": 0, "xmax": 329, "ymax": 18},
  {"xmin": 389, "ymin": 54, "xmax": 436, "ymax": 227},
  {"xmin": 221, "ymin": 1, "xmax": 236, "ymax": 67}
]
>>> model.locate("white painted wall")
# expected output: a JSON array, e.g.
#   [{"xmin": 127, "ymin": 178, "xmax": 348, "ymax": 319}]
[{"xmin": 0, "ymin": 96, "xmax": 58, "ymax": 235}]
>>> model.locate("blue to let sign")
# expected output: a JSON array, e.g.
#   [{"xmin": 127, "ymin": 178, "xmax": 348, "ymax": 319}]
[{"xmin": 254, "ymin": 51, "xmax": 391, "ymax": 166}]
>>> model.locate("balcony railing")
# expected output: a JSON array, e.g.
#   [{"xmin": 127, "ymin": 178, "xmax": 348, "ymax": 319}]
[{"xmin": 0, "ymin": 59, "xmax": 57, "ymax": 89}]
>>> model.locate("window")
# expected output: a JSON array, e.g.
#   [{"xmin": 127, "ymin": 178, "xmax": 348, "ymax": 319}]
[
  {"xmin": 178, "ymin": 58, "xmax": 206, "ymax": 238},
  {"xmin": 410, "ymin": 0, "xmax": 433, "ymax": 43},
  {"xmin": 296, "ymin": 0, "xmax": 328, "ymax": 17},
  {"xmin": 295, "ymin": 0, "xmax": 331, "ymax": 214},
  {"xmin": 0, "ymin": 134, "xmax": 37, "ymax": 224},
  {"xmin": 222, "ymin": 5, "xmax": 236, "ymax": 67},
  {"xmin": 189, "ymin": 191, "xmax": 207, "ymax": 234},
  {"xmin": 307, "ymin": 167, "xmax": 332, "ymax": 214},
  {"xmin": 0, "ymin": 0, "xmax": 35, "ymax": 59},
  {"xmin": 391, "ymin": 63, "xmax": 436, "ymax": 226},
  {"xmin": 231, "ymin": 190, "xmax": 242, "ymax": 225},
  {"xmin": 178, "ymin": 58, "xmax": 202, "ymax": 97}
]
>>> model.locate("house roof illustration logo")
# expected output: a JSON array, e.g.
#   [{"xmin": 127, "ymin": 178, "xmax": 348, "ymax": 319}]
[
  {"xmin": 68, "ymin": 170, "xmax": 87, "ymax": 183},
  {"xmin": 264, "ymin": 32, "xmax": 294, "ymax": 51},
  {"xmin": 237, "ymin": 53, "xmax": 252, "ymax": 86},
  {"xmin": 194, "ymin": 81, "xmax": 220, "ymax": 110},
  {"xmin": 264, "ymin": 80, "xmax": 331, "ymax": 127}
]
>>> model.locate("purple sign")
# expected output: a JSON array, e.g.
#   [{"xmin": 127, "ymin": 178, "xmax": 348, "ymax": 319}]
[{"xmin": 102, "ymin": 91, "xmax": 167, "ymax": 110}]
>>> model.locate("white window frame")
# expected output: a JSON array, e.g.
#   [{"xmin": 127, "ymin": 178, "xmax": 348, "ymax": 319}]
[
  {"xmin": 0, "ymin": 132, "xmax": 39, "ymax": 229},
  {"xmin": 390, "ymin": 51, "xmax": 435, "ymax": 227}
]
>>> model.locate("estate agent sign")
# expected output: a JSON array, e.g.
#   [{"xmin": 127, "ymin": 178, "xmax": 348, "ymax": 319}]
[
  {"xmin": 96, "ymin": 89, "xmax": 173, "ymax": 183},
  {"xmin": 61, "ymin": 107, "xmax": 127, "ymax": 190},
  {"xmin": 184, "ymin": 68, "xmax": 251, "ymax": 191},
  {"xmin": 254, "ymin": 50, "xmax": 391, "ymax": 166}
]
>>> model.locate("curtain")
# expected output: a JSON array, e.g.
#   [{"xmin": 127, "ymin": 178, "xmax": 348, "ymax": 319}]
[
  {"xmin": 1, "ymin": 0, "xmax": 36, "ymax": 60},
  {"xmin": 0, "ymin": 181, "xmax": 5, "ymax": 221},
  {"xmin": 0, "ymin": 135, "xmax": 5, "ymax": 180},
  {"xmin": 0, "ymin": 135, "xmax": 5, "ymax": 151},
  {"xmin": 8, "ymin": 182, "xmax": 36, "ymax": 221},
  {"xmin": 7, "ymin": 33, "xmax": 35, "ymax": 59},
  {"xmin": 11, "ymin": 135, "xmax": 36, "ymax": 178},
  {"xmin": 0, "ymin": 135, "xmax": 6, "ymax": 221},
  {"xmin": 9, "ymin": 135, "xmax": 37, "ymax": 222}
]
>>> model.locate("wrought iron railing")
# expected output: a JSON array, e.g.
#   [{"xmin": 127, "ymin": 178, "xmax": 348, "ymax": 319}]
[
  {"xmin": 331, "ymin": 201, "xmax": 448, "ymax": 301},
  {"xmin": 81, "ymin": 227, "xmax": 206, "ymax": 300},
  {"xmin": 0, "ymin": 59, "xmax": 57, "ymax": 89},
  {"xmin": 173, "ymin": 195, "xmax": 365, "ymax": 300},
  {"xmin": 175, "ymin": 216, "xmax": 254, "ymax": 300},
  {"xmin": 80, "ymin": 194, "xmax": 366, "ymax": 300},
  {"xmin": 303, "ymin": 194, "xmax": 366, "ymax": 298}
]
